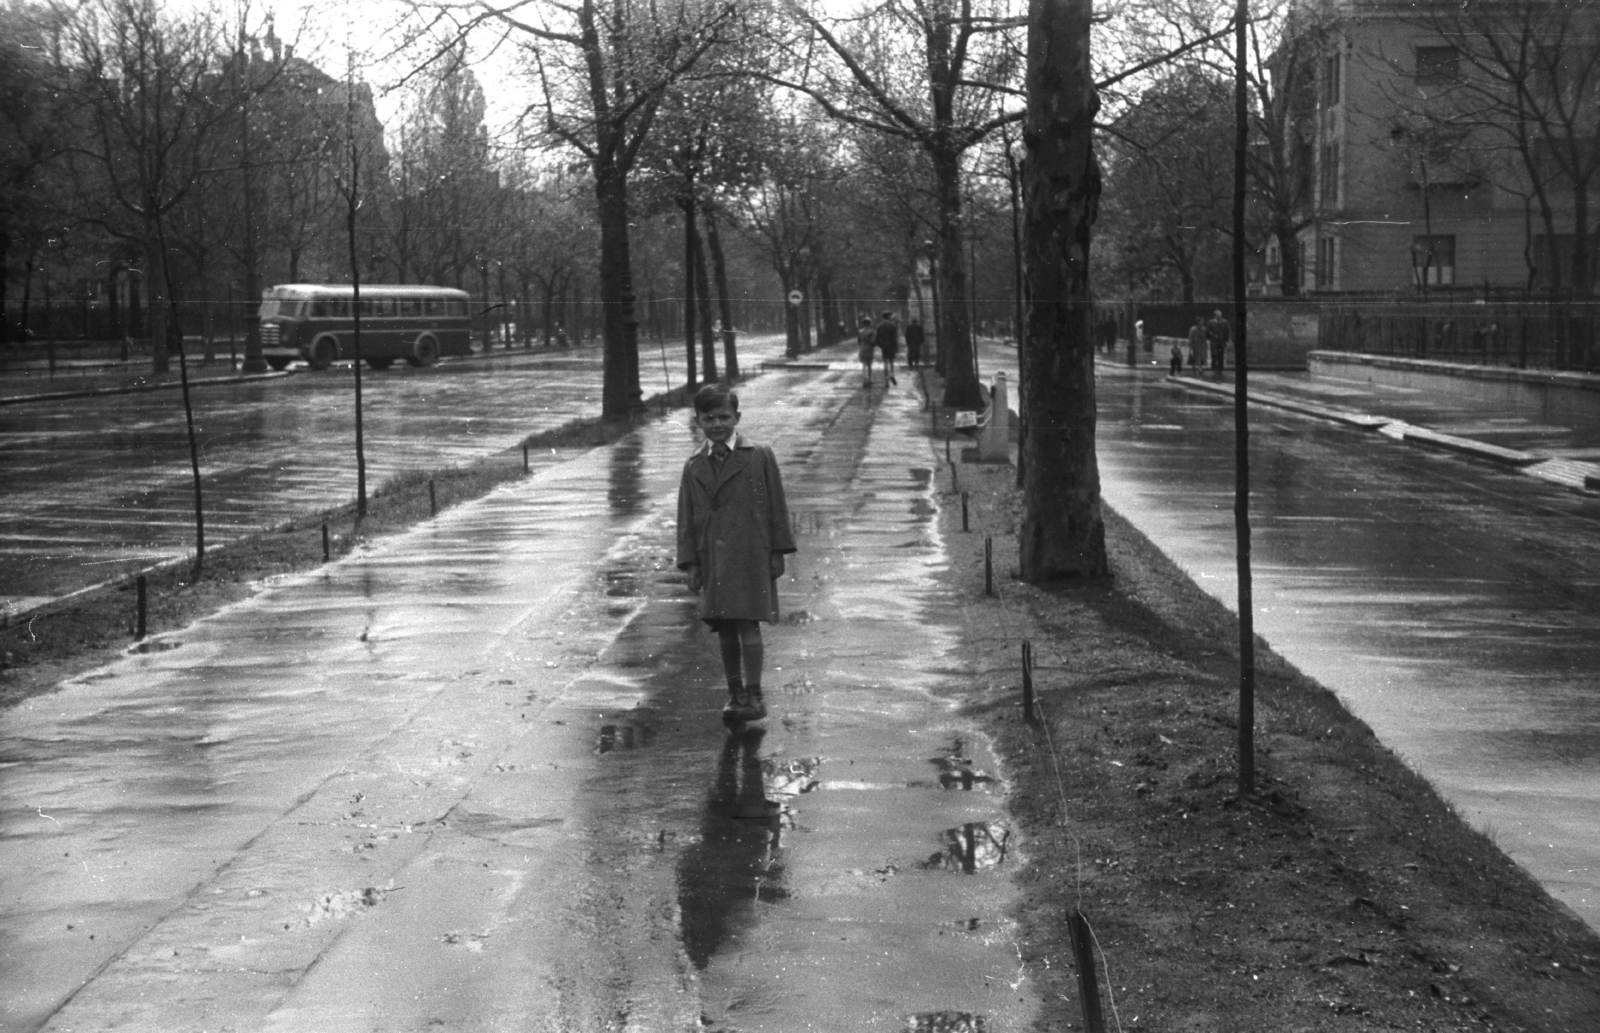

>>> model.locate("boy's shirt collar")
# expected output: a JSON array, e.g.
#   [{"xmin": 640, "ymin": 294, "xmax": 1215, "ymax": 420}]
[{"xmin": 694, "ymin": 432, "xmax": 750, "ymax": 456}]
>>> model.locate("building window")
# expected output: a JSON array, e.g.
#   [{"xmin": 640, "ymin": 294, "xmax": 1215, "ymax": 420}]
[
  {"xmin": 1316, "ymin": 236, "xmax": 1338, "ymax": 288},
  {"xmin": 1322, "ymin": 49, "xmax": 1342, "ymax": 108},
  {"xmin": 1319, "ymin": 141, "xmax": 1341, "ymax": 208},
  {"xmin": 1411, "ymin": 234, "xmax": 1456, "ymax": 286},
  {"xmin": 1416, "ymin": 46, "xmax": 1459, "ymax": 86}
]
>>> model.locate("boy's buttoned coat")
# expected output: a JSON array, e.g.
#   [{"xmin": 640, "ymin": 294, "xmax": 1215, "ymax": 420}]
[{"xmin": 676, "ymin": 433, "xmax": 796, "ymax": 624}]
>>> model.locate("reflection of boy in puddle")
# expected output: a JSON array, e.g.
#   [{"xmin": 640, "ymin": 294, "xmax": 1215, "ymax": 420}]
[{"xmin": 676, "ymin": 384, "xmax": 797, "ymax": 723}]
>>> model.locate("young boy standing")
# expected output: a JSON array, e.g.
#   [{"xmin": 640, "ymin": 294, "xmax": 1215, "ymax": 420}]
[{"xmin": 676, "ymin": 384, "xmax": 796, "ymax": 723}]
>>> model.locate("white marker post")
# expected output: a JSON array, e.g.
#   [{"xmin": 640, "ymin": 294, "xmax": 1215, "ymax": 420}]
[{"xmin": 979, "ymin": 372, "xmax": 1011, "ymax": 462}]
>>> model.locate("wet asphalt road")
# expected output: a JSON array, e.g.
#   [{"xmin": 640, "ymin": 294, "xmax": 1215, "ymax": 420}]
[
  {"xmin": 0, "ymin": 342, "xmax": 779, "ymax": 619},
  {"xmin": 1, "ymin": 362, "xmax": 1034, "ymax": 1032},
  {"xmin": 1085, "ymin": 363, "xmax": 1600, "ymax": 931}
]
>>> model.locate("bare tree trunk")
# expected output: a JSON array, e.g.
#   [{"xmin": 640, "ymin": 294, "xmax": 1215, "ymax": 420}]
[
  {"xmin": 682, "ymin": 194, "xmax": 698, "ymax": 389},
  {"xmin": 704, "ymin": 209, "xmax": 739, "ymax": 380},
  {"xmin": 145, "ymin": 229, "xmax": 170, "ymax": 375},
  {"xmin": 932, "ymin": 146, "xmax": 980, "ymax": 407},
  {"xmin": 692, "ymin": 215, "xmax": 717, "ymax": 383},
  {"xmin": 1019, "ymin": 0, "xmax": 1108, "ymax": 582},
  {"xmin": 595, "ymin": 164, "xmax": 643, "ymax": 417}
]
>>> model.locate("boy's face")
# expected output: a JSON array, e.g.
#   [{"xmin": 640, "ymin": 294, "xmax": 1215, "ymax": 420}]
[{"xmin": 697, "ymin": 402, "xmax": 740, "ymax": 445}]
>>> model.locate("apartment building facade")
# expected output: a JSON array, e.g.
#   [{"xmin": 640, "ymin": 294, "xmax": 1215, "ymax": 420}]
[{"xmin": 1286, "ymin": 0, "xmax": 1594, "ymax": 295}]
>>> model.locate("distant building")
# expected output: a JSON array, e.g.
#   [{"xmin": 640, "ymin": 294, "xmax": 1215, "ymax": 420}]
[{"xmin": 1283, "ymin": 0, "xmax": 1597, "ymax": 294}]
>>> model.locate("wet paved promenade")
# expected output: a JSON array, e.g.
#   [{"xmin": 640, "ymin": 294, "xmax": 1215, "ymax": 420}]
[{"xmin": 1, "ymin": 358, "xmax": 1035, "ymax": 1032}]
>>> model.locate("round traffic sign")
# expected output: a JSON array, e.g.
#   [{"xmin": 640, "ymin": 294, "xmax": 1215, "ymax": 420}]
[{"xmin": 787, "ymin": 290, "xmax": 803, "ymax": 306}]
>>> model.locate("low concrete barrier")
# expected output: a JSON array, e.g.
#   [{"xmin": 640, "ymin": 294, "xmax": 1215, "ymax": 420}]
[{"xmin": 1310, "ymin": 351, "xmax": 1600, "ymax": 422}]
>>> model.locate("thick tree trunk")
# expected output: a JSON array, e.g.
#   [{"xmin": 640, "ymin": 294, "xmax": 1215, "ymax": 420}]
[
  {"xmin": 595, "ymin": 164, "xmax": 643, "ymax": 417},
  {"xmin": 932, "ymin": 145, "xmax": 980, "ymax": 408},
  {"xmin": 1019, "ymin": 0, "xmax": 1108, "ymax": 582},
  {"xmin": 682, "ymin": 195, "xmax": 698, "ymax": 389},
  {"xmin": 704, "ymin": 210, "xmax": 739, "ymax": 380},
  {"xmin": 1275, "ymin": 217, "xmax": 1301, "ymax": 296},
  {"xmin": 692, "ymin": 217, "xmax": 718, "ymax": 383},
  {"xmin": 145, "ymin": 231, "xmax": 170, "ymax": 375}
]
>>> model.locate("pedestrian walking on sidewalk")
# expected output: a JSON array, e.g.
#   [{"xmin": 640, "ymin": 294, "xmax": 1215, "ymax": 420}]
[
  {"xmin": 875, "ymin": 311, "xmax": 900, "ymax": 386},
  {"xmin": 677, "ymin": 383, "xmax": 797, "ymax": 724},
  {"xmin": 904, "ymin": 317, "xmax": 925, "ymax": 369},
  {"xmin": 1205, "ymin": 309, "xmax": 1231, "ymax": 375},
  {"xmin": 857, "ymin": 316, "xmax": 877, "ymax": 388},
  {"xmin": 1187, "ymin": 315, "xmax": 1206, "ymax": 369}
]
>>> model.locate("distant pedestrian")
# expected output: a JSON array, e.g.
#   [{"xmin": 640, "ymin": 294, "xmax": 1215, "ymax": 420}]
[
  {"xmin": 1098, "ymin": 315, "xmax": 1119, "ymax": 354},
  {"xmin": 857, "ymin": 316, "xmax": 877, "ymax": 388},
  {"xmin": 1187, "ymin": 315, "xmax": 1206, "ymax": 370},
  {"xmin": 1169, "ymin": 338, "xmax": 1183, "ymax": 376},
  {"xmin": 904, "ymin": 317, "xmax": 925, "ymax": 368},
  {"xmin": 875, "ymin": 311, "xmax": 900, "ymax": 386},
  {"xmin": 676, "ymin": 383, "xmax": 797, "ymax": 724},
  {"xmin": 1205, "ymin": 309, "xmax": 1231, "ymax": 375}
]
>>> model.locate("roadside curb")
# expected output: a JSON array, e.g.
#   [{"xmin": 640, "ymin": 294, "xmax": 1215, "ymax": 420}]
[
  {"xmin": 1166, "ymin": 373, "xmax": 1600, "ymax": 493},
  {"xmin": 0, "ymin": 369, "xmax": 294, "ymax": 405}
]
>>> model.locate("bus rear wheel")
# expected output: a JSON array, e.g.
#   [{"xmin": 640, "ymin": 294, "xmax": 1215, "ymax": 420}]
[
  {"xmin": 366, "ymin": 357, "xmax": 394, "ymax": 371},
  {"xmin": 308, "ymin": 335, "xmax": 340, "ymax": 371},
  {"xmin": 407, "ymin": 334, "xmax": 440, "ymax": 368}
]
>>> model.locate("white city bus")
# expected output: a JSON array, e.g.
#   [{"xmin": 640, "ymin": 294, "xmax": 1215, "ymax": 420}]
[{"xmin": 258, "ymin": 284, "xmax": 473, "ymax": 371}]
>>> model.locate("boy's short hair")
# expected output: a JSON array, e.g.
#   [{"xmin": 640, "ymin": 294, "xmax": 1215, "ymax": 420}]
[{"xmin": 693, "ymin": 382, "xmax": 739, "ymax": 414}]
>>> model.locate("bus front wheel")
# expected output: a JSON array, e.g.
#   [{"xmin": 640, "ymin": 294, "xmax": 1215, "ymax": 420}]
[
  {"xmin": 308, "ymin": 335, "xmax": 340, "ymax": 371},
  {"xmin": 408, "ymin": 334, "xmax": 440, "ymax": 368}
]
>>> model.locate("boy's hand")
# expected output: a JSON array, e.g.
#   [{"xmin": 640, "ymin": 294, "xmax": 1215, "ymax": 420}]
[
  {"xmin": 769, "ymin": 553, "xmax": 785, "ymax": 580},
  {"xmin": 685, "ymin": 564, "xmax": 703, "ymax": 592}
]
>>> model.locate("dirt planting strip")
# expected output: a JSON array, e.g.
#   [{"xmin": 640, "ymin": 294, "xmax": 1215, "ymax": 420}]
[{"xmin": 931, "ymin": 430, "xmax": 1600, "ymax": 1031}]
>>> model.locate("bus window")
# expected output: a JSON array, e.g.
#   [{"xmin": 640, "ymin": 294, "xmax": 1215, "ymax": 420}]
[
  {"xmin": 399, "ymin": 298, "xmax": 421, "ymax": 316},
  {"xmin": 374, "ymin": 297, "xmax": 398, "ymax": 317},
  {"xmin": 260, "ymin": 295, "xmax": 303, "ymax": 320}
]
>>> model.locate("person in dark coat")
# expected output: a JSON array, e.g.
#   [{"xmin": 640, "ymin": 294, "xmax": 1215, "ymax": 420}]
[
  {"xmin": 875, "ymin": 311, "xmax": 900, "ymax": 386},
  {"xmin": 677, "ymin": 383, "xmax": 797, "ymax": 723},
  {"xmin": 857, "ymin": 315, "xmax": 877, "ymax": 388},
  {"xmin": 904, "ymin": 317, "xmax": 925, "ymax": 368},
  {"xmin": 1205, "ymin": 309, "xmax": 1231, "ymax": 375},
  {"xmin": 1187, "ymin": 315, "xmax": 1206, "ymax": 370}
]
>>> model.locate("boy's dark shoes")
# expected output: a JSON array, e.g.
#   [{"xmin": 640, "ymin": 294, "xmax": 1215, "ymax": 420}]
[
  {"xmin": 741, "ymin": 687, "xmax": 767, "ymax": 722},
  {"xmin": 722, "ymin": 686, "xmax": 747, "ymax": 724},
  {"xmin": 721, "ymin": 686, "xmax": 767, "ymax": 724}
]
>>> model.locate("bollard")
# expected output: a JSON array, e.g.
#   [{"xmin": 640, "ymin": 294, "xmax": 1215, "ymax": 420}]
[
  {"xmin": 984, "ymin": 537, "xmax": 994, "ymax": 597},
  {"xmin": 1022, "ymin": 641, "xmax": 1037, "ymax": 725},
  {"xmin": 523, "ymin": 444, "xmax": 529, "ymax": 472},
  {"xmin": 429, "ymin": 479, "xmax": 437, "ymax": 516},
  {"xmin": 322, "ymin": 522, "xmax": 330, "ymax": 563},
  {"xmin": 945, "ymin": 434, "xmax": 952, "ymax": 465},
  {"xmin": 952, "ymin": 462, "xmax": 959, "ymax": 495},
  {"xmin": 135, "ymin": 575, "xmax": 147, "ymax": 640},
  {"xmin": 1068, "ymin": 910, "xmax": 1107, "ymax": 1033},
  {"xmin": 962, "ymin": 491, "xmax": 970, "ymax": 532}
]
